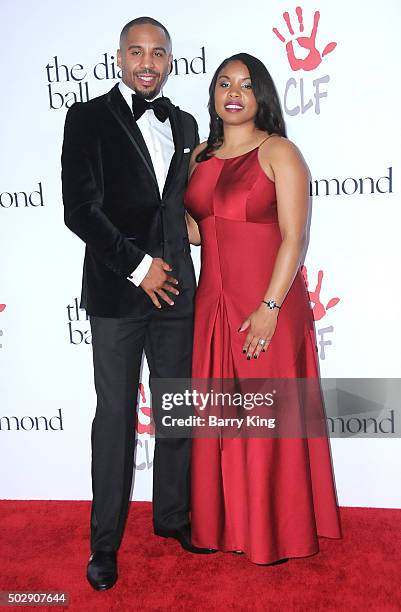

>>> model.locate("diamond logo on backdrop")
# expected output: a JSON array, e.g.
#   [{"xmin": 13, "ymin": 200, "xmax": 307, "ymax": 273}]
[
  {"xmin": 273, "ymin": 7, "xmax": 337, "ymax": 115},
  {"xmin": 0, "ymin": 183, "xmax": 44, "ymax": 209},
  {"xmin": 66, "ymin": 298, "xmax": 91, "ymax": 345},
  {"xmin": 45, "ymin": 48, "xmax": 207, "ymax": 110}
]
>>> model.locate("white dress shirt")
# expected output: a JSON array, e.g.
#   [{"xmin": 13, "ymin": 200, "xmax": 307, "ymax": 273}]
[{"xmin": 118, "ymin": 80, "xmax": 175, "ymax": 286}]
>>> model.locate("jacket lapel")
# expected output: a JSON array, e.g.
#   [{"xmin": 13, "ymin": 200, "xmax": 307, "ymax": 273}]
[
  {"xmin": 162, "ymin": 105, "xmax": 184, "ymax": 199},
  {"xmin": 104, "ymin": 85, "xmax": 158, "ymax": 188}
]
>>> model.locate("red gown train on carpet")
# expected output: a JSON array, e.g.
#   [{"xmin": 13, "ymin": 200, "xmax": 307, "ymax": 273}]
[{"xmin": 184, "ymin": 146, "xmax": 342, "ymax": 564}]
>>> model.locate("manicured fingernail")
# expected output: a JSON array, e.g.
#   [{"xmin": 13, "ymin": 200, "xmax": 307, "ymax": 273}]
[
  {"xmin": 254, "ymin": 355, "xmax": 258, "ymax": 359},
  {"xmin": 247, "ymin": 355, "xmax": 251, "ymax": 360},
  {"xmin": 170, "ymin": 301, "xmax": 175, "ymax": 306},
  {"xmin": 237, "ymin": 327, "xmax": 241, "ymax": 332},
  {"xmin": 242, "ymin": 349, "xmax": 246, "ymax": 354}
]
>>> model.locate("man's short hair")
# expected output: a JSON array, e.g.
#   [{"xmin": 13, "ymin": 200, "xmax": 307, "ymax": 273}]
[{"xmin": 120, "ymin": 17, "xmax": 172, "ymax": 49}]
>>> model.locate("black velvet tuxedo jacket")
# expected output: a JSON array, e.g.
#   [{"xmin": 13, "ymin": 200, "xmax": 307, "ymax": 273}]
[{"xmin": 61, "ymin": 84, "xmax": 199, "ymax": 318}]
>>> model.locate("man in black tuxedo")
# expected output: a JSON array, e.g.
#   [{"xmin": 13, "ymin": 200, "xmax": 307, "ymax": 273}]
[{"xmin": 62, "ymin": 17, "xmax": 213, "ymax": 591}]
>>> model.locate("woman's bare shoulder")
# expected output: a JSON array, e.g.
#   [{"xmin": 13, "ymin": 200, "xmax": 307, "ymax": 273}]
[
  {"xmin": 260, "ymin": 135, "xmax": 307, "ymax": 171},
  {"xmin": 260, "ymin": 135, "xmax": 302, "ymax": 160}
]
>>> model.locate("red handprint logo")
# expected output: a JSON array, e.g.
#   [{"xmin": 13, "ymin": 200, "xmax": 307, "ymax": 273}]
[
  {"xmin": 136, "ymin": 383, "xmax": 155, "ymax": 435},
  {"xmin": 301, "ymin": 266, "xmax": 340, "ymax": 321},
  {"xmin": 273, "ymin": 7, "xmax": 337, "ymax": 71},
  {"xmin": 0, "ymin": 304, "xmax": 5, "ymax": 349}
]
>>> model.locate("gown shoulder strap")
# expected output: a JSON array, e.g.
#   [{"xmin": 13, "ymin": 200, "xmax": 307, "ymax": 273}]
[{"xmin": 258, "ymin": 134, "xmax": 280, "ymax": 148}]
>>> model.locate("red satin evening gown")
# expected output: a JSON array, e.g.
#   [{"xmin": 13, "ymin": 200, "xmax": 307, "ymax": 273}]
[{"xmin": 184, "ymin": 145, "xmax": 342, "ymax": 564}]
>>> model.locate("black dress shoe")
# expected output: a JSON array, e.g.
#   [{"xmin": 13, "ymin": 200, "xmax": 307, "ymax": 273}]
[
  {"xmin": 155, "ymin": 527, "xmax": 217, "ymax": 554},
  {"xmin": 87, "ymin": 551, "xmax": 118, "ymax": 591}
]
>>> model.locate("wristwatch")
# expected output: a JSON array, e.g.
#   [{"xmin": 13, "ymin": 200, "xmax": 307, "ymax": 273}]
[{"xmin": 262, "ymin": 299, "xmax": 281, "ymax": 310}]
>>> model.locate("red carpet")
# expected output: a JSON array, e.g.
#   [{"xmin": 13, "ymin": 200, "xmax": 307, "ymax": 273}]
[{"xmin": 1, "ymin": 502, "xmax": 400, "ymax": 611}]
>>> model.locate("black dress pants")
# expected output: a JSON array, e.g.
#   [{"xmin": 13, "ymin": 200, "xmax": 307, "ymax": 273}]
[{"xmin": 89, "ymin": 307, "xmax": 193, "ymax": 552}]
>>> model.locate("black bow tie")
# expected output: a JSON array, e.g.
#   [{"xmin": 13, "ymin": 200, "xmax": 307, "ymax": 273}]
[{"xmin": 131, "ymin": 94, "xmax": 171, "ymax": 122}]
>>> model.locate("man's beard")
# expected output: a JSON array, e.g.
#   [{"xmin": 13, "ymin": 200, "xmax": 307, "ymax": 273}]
[
  {"xmin": 134, "ymin": 86, "xmax": 158, "ymax": 100},
  {"xmin": 132, "ymin": 70, "xmax": 167, "ymax": 100}
]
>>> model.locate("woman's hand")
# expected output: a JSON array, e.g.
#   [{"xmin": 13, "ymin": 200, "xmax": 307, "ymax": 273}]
[{"xmin": 238, "ymin": 305, "xmax": 279, "ymax": 359}]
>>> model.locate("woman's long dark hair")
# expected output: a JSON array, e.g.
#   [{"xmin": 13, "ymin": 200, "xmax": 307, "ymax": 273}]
[{"xmin": 196, "ymin": 53, "xmax": 286, "ymax": 162}]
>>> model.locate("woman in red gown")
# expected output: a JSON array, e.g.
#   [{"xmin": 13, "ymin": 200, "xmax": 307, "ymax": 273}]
[{"xmin": 184, "ymin": 53, "xmax": 342, "ymax": 565}]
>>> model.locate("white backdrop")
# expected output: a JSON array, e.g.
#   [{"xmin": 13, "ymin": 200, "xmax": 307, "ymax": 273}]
[{"xmin": 1, "ymin": 0, "xmax": 400, "ymax": 507}]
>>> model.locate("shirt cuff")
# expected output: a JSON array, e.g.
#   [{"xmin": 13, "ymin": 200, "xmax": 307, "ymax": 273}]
[{"xmin": 127, "ymin": 254, "xmax": 153, "ymax": 286}]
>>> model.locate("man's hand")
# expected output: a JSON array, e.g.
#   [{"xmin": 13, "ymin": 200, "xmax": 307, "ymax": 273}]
[{"xmin": 140, "ymin": 258, "xmax": 179, "ymax": 308}]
